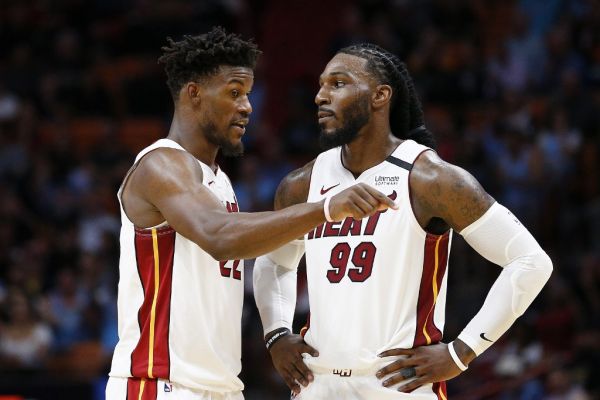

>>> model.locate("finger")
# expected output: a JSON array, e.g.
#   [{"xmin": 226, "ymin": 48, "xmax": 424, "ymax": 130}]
[
  {"xmin": 350, "ymin": 184, "xmax": 382, "ymax": 209},
  {"xmin": 376, "ymin": 359, "xmax": 414, "ymax": 379},
  {"xmin": 381, "ymin": 366, "xmax": 421, "ymax": 387},
  {"xmin": 358, "ymin": 192, "xmax": 383, "ymax": 212},
  {"xmin": 382, "ymin": 373, "xmax": 405, "ymax": 387},
  {"xmin": 301, "ymin": 343, "xmax": 319, "ymax": 357},
  {"xmin": 292, "ymin": 358, "xmax": 314, "ymax": 384},
  {"xmin": 378, "ymin": 348, "xmax": 414, "ymax": 357},
  {"xmin": 398, "ymin": 376, "xmax": 427, "ymax": 393},
  {"xmin": 351, "ymin": 195, "xmax": 378, "ymax": 215},
  {"xmin": 347, "ymin": 203, "xmax": 369, "ymax": 220},
  {"xmin": 288, "ymin": 363, "xmax": 310, "ymax": 387},
  {"xmin": 363, "ymin": 186, "xmax": 398, "ymax": 210},
  {"xmin": 283, "ymin": 372, "xmax": 301, "ymax": 394}
]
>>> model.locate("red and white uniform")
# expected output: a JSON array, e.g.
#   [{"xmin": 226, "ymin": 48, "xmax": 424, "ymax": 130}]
[
  {"xmin": 108, "ymin": 139, "xmax": 244, "ymax": 398},
  {"xmin": 301, "ymin": 140, "xmax": 451, "ymax": 399}
]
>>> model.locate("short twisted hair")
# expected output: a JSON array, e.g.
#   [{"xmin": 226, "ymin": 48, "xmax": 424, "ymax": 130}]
[
  {"xmin": 158, "ymin": 27, "xmax": 261, "ymax": 98},
  {"xmin": 338, "ymin": 43, "xmax": 436, "ymax": 148}
]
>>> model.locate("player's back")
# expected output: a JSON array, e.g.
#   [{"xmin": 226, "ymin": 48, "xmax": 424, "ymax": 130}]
[
  {"xmin": 109, "ymin": 139, "xmax": 244, "ymax": 392},
  {"xmin": 303, "ymin": 140, "xmax": 452, "ymax": 372}
]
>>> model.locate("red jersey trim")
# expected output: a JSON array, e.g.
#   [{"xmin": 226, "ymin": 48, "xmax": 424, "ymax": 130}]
[
  {"xmin": 413, "ymin": 232, "xmax": 450, "ymax": 347},
  {"xmin": 130, "ymin": 227, "xmax": 175, "ymax": 380}
]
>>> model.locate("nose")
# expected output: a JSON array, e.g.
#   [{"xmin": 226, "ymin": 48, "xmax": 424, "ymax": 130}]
[
  {"xmin": 238, "ymin": 96, "xmax": 252, "ymax": 116},
  {"xmin": 315, "ymin": 86, "xmax": 330, "ymax": 106}
]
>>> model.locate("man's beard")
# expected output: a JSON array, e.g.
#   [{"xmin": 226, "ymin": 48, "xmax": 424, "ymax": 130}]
[
  {"xmin": 318, "ymin": 95, "xmax": 370, "ymax": 150},
  {"xmin": 204, "ymin": 122, "xmax": 244, "ymax": 157}
]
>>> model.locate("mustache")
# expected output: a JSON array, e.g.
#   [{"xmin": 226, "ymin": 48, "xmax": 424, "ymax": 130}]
[
  {"xmin": 231, "ymin": 118, "xmax": 249, "ymax": 125},
  {"xmin": 318, "ymin": 107, "xmax": 335, "ymax": 118}
]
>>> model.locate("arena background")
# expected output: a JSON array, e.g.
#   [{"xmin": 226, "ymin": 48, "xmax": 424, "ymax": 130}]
[{"xmin": 0, "ymin": 0, "xmax": 598, "ymax": 399}]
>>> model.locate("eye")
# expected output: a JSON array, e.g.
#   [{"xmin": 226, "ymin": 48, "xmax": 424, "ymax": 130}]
[
  {"xmin": 231, "ymin": 89, "xmax": 240, "ymax": 98},
  {"xmin": 334, "ymin": 80, "xmax": 345, "ymax": 88}
]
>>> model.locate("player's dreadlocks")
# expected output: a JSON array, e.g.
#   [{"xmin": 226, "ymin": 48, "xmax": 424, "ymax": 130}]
[
  {"xmin": 338, "ymin": 44, "xmax": 436, "ymax": 149},
  {"xmin": 158, "ymin": 27, "xmax": 261, "ymax": 98}
]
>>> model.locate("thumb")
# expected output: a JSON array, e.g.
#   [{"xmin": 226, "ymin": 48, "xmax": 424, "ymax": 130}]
[
  {"xmin": 379, "ymin": 194, "xmax": 398, "ymax": 210},
  {"xmin": 363, "ymin": 186, "xmax": 398, "ymax": 210}
]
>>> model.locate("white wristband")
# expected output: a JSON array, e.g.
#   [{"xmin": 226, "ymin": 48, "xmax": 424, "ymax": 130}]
[
  {"xmin": 323, "ymin": 196, "xmax": 334, "ymax": 222},
  {"xmin": 448, "ymin": 341, "xmax": 468, "ymax": 371}
]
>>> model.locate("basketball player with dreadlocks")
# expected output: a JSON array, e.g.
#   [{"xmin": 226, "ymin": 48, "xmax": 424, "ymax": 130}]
[
  {"xmin": 253, "ymin": 44, "xmax": 553, "ymax": 399},
  {"xmin": 105, "ymin": 30, "xmax": 396, "ymax": 400}
]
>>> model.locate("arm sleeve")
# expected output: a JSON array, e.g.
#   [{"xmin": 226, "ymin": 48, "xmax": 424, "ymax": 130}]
[
  {"xmin": 457, "ymin": 202, "xmax": 553, "ymax": 356},
  {"xmin": 253, "ymin": 239, "xmax": 305, "ymax": 335}
]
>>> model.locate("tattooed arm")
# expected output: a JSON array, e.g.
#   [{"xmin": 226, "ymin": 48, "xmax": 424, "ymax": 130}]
[
  {"xmin": 376, "ymin": 150, "xmax": 551, "ymax": 392},
  {"xmin": 410, "ymin": 150, "xmax": 494, "ymax": 233}
]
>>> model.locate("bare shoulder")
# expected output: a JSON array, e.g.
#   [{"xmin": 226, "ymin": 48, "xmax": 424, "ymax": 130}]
[
  {"xmin": 129, "ymin": 147, "xmax": 204, "ymax": 195},
  {"xmin": 410, "ymin": 150, "xmax": 495, "ymax": 231},
  {"xmin": 274, "ymin": 159, "xmax": 316, "ymax": 210},
  {"xmin": 123, "ymin": 147, "xmax": 205, "ymax": 227}
]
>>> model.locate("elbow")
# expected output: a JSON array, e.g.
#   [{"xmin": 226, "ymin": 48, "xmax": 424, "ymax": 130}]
[
  {"xmin": 204, "ymin": 243, "xmax": 234, "ymax": 262},
  {"xmin": 532, "ymin": 251, "xmax": 553, "ymax": 282},
  {"xmin": 192, "ymin": 232, "xmax": 235, "ymax": 261},
  {"xmin": 540, "ymin": 251, "xmax": 553, "ymax": 278}
]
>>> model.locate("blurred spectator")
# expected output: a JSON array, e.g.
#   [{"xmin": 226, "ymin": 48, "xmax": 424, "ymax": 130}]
[
  {"xmin": 537, "ymin": 109, "xmax": 581, "ymax": 181},
  {"xmin": 545, "ymin": 369, "xmax": 590, "ymax": 400},
  {"xmin": 0, "ymin": 288, "xmax": 52, "ymax": 369},
  {"xmin": 0, "ymin": 0, "xmax": 597, "ymax": 398},
  {"xmin": 40, "ymin": 268, "xmax": 91, "ymax": 352}
]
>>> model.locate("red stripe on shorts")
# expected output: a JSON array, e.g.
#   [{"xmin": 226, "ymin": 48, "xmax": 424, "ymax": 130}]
[
  {"xmin": 127, "ymin": 377, "xmax": 157, "ymax": 400},
  {"xmin": 433, "ymin": 381, "xmax": 448, "ymax": 400}
]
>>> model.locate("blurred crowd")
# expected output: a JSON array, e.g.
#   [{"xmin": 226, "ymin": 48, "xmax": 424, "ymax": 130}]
[{"xmin": 0, "ymin": 0, "xmax": 598, "ymax": 399}]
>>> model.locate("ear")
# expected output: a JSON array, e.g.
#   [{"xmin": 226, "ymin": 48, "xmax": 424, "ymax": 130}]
[
  {"xmin": 185, "ymin": 82, "xmax": 202, "ymax": 106},
  {"xmin": 372, "ymin": 84, "xmax": 392, "ymax": 109}
]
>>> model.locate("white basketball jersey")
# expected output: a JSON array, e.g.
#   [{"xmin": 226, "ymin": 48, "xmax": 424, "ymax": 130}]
[
  {"xmin": 303, "ymin": 140, "xmax": 452, "ymax": 372},
  {"xmin": 109, "ymin": 139, "xmax": 244, "ymax": 392}
]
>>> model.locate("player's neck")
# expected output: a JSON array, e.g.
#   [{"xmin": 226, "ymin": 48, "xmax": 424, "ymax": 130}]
[
  {"xmin": 341, "ymin": 129, "xmax": 402, "ymax": 177},
  {"xmin": 167, "ymin": 113, "xmax": 219, "ymax": 171}
]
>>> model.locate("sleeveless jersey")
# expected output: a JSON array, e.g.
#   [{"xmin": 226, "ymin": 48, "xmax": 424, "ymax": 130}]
[
  {"xmin": 303, "ymin": 140, "xmax": 452, "ymax": 373},
  {"xmin": 109, "ymin": 139, "xmax": 244, "ymax": 393}
]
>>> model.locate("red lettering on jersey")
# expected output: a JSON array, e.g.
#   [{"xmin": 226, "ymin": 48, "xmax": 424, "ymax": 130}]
[
  {"xmin": 221, "ymin": 201, "xmax": 241, "ymax": 280},
  {"xmin": 364, "ymin": 211, "xmax": 382, "ymax": 235},
  {"xmin": 226, "ymin": 201, "xmax": 239, "ymax": 213},
  {"xmin": 339, "ymin": 217, "xmax": 362, "ymax": 236},
  {"xmin": 220, "ymin": 259, "xmax": 242, "ymax": 280},
  {"xmin": 309, "ymin": 223, "xmax": 325, "ymax": 240},
  {"xmin": 323, "ymin": 221, "xmax": 341, "ymax": 237}
]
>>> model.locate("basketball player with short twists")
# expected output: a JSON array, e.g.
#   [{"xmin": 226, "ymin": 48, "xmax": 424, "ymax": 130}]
[
  {"xmin": 254, "ymin": 43, "xmax": 552, "ymax": 399},
  {"xmin": 105, "ymin": 30, "xmax": 396, "ymax": 400}
]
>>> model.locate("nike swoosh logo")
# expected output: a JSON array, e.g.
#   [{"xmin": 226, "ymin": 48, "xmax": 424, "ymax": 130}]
[
  {"xmin": 480, "ymin": 333, "xmax": 493, "ymax": 342},
  {"xmin": 320, "ymin": 183, "xmax": 340, "ymax": 195},
  {"xmin": 388, "ymin": 190, "xmax": 397, "ymax": 201}
]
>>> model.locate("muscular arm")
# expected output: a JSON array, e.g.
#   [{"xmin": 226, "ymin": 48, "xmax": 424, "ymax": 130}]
[
  {"xmin": 409, "ymin": 150, "xmax": 495, "ymax": 232},
  {"xmin": 123, "ymin": 148, "xmax": 322, "ymax": 261},
  {"xmin": 253, "ymin": 162, "xmax": 319, "ymax": 394},
  {"xmin": 384, "ymin": 151, "xmax": 552, "ymax": 380},
  {"xmin": 378, "ymin": 151, "xmax": 551, "ymax": 391},
  {"xmin": 253, "ymin": 161, "xmax": 313, "ymax": 333}
]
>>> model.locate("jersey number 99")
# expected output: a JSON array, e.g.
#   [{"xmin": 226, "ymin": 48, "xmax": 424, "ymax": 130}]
[{"xmin": 327, "ymin": 242, "xmax": 377, "ymax": 283}]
